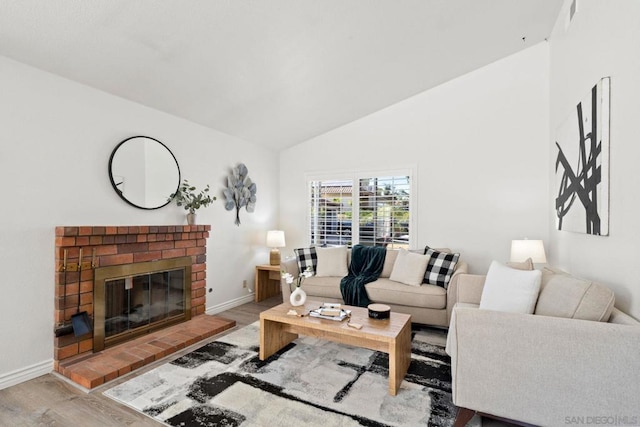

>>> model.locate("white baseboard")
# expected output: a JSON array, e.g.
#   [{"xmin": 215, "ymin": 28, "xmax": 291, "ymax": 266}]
[
  {"xmin": 206, "ymin": 294, "xmax": 255, "ymax": 315},
  {"xmin": 0, "ymin": 359, "xmax": 53, "ymax": 391}
]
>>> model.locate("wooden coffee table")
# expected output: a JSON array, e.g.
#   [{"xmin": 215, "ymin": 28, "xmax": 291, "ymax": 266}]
[{"xmin": 259, "ymin": 301, "xmax": 412, "ymax": 396}]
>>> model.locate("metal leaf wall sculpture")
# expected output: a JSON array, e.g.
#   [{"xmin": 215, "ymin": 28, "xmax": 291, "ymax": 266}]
[{"xmin": 223, "ymin": 163, "xmax": 257, "ymax": 226}]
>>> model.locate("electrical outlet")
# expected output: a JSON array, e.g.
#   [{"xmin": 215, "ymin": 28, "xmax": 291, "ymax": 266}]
[{"xmin": 242, "ymin": 280, "xmax": 247, "ymax": 288}]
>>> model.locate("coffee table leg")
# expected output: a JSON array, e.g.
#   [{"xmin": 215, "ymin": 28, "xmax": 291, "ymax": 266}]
[
  {"xmin": 388, "ymin": 321, "xmax": 412, "ymax": 395},
  {"xmin": 259, "ymin": 318, "xmax": 298, "ymax": 360}
]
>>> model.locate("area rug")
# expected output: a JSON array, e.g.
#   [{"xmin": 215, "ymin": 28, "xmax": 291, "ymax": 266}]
[{"xmin": 104, "ymin": 322, "xmax": 475, "ymax": 426}]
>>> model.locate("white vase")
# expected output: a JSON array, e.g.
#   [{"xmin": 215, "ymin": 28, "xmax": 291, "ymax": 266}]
[
  {"xmin": 289, "ymin": 287, "xmax": 307, "ymax": 306},
  {"xmin": 186, "ymin": 213, "xmax": 197, "ymax": 225}
]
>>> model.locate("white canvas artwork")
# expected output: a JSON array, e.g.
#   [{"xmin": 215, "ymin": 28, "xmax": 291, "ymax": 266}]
[{"xmin": 555, "ymin": 77, "xmax": 610, "ymax": 236}]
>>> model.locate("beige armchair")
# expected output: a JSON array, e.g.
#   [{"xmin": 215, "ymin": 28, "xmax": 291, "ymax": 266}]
[{"xmin": 446, "ymin": 272, "xmax": 640, "ymax": 426}]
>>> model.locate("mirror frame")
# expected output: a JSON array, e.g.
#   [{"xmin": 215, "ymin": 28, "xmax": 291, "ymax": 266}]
[{"xmin": 108, "ymin": 136, "xmax": 181, "ymax": 210}]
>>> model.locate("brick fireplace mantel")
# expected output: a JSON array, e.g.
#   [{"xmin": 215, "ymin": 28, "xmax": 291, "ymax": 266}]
[{"xmin": 54, "ymin": 225, "xmax": 211, "ymax": 370}]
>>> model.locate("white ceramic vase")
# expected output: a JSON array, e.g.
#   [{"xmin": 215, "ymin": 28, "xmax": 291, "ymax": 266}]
[
  {"xmin": 289, "ymin": 287, "xmax": 307, "ymax": 306},
  {"xmin": 186, "ymin": 213, "xmax": 197, "ymax": 225}
]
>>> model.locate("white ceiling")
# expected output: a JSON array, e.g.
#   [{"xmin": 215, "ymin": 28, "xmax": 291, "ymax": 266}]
[{"xmin": 0, "ymin": 0, "xmax": 563, "ymax": 151}]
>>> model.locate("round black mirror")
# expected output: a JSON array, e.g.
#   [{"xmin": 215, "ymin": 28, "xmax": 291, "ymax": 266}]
[{"xmin": 108, "ymin": 136, "xmax": 180, "ymax": 210}]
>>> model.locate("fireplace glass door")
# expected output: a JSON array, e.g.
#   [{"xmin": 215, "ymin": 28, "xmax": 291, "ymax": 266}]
[
  {"xmin": 94, "ymin": 256, "xmax": 192, "ymax": 351},
  {"xmin": 104, "ymin": 269, "xmax": 185, "ymax": 338}
]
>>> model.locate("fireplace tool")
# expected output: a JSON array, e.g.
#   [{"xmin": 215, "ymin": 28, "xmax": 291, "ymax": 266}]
[
  {"xmin": 71, "ymin": 248, "xmax": 92, "ymax": 337},
  {"xmin": 54, "ymin": 249, "xmax": 75, "ymax": 337}
]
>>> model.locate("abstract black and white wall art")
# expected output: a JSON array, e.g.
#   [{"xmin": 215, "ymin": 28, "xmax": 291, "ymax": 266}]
[{"xmin": 555, "ymin": 77, "xmax": 610, "ymax": 236}]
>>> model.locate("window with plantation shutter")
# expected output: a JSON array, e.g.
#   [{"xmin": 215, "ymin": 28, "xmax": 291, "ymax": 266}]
[
  {"xmin": 357, "ymin": 176, "xmax": 410, "ymax": 248},
  {"xmin": 309, "ymin": 180, "xmax": 353, "ymax": 246},
  {"xmin": 308, "ymin": 171, "xmax": 412, "ymax": 249}
]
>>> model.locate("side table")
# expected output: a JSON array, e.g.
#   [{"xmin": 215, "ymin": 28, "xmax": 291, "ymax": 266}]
[{"xmin": 254, "ymin": 264, "xmax": 281, "ymax": 302}]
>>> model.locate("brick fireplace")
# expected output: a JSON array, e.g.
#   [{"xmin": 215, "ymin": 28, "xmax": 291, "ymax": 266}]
[{"xmin": 53, "ymin": 225, "xmax": 234, "ymax": 388}]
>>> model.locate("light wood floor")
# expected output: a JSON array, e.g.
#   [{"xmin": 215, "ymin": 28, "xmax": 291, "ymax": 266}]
[
  {"xmin": 0, "ymin": 296, "xmax": 282, "ymax": 427},
  {"xmin": 0, "ymin": 296, "xmax": 514, "ymax": 427}
]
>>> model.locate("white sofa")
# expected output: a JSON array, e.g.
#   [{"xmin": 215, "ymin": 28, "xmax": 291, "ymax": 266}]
[
  {"xmin": 446, "ymin": 268, "xmax": 640, "ymax": 426},
  {"xmin": 280, "ymin": 248, "xmax": 468, "ymax": 326}
]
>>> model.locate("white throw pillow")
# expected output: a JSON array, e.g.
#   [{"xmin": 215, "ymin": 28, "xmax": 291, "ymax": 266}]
[
  {"xmin": 389, "ymin": 249, "xmax": 430, "ymax": 287},
  {"xmin": 479, "ymin": 261, "xmax": 542, "ymax": 314},
  {"xmin": 315, "ymin": 246, "xmax": 348, "ymax": 277}
]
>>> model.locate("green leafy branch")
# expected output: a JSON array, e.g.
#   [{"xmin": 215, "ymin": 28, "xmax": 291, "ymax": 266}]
[{"xmin": 168, "ymin": 179, "xmax": 216, "ymax": 214}]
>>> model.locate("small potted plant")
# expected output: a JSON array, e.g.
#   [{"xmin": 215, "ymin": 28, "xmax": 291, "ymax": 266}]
[{"xmin": 168, "ymin": 179, "xmax": 216, "ymax": 224}]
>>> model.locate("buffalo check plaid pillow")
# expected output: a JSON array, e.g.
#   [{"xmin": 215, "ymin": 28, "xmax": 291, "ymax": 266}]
[
  {"xmin": 423, "ymin": 246, "xmax": 460, "ymax": 288},
  {"xmin": 294, "ymin": 247, "xmax": 317, "ymax": 274}
]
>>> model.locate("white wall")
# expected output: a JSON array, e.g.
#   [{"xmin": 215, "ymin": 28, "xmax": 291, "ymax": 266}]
[
  {"xmin": 0, "ymin": 55, "xmax": 279, "ymax": 387},
  {"xmin": 280, "ymin": 43, "xmax": 550, "ymax": 273},
  {"xmin": 548, "ymin": 0, "xmax": 640, "ymax": 318}
]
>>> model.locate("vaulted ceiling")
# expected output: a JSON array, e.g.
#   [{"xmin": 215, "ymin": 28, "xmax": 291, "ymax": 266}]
[{"xmin": 0, "ymin": 0, "xmax": 563, "ymax": 150}]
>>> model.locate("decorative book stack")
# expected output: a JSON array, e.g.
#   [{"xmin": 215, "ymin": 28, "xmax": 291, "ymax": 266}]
[{"xmin": 309, "ymin": 304, "xmax": 351, "ymax": 321}]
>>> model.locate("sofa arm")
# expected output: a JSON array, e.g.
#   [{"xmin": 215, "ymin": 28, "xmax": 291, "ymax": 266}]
[
  {"xmin": 279, "ymin": 258, "xmax": 299, "ymax": 303},
  {"xmin": 446, "ymin": 270, "xmax": 484, "ymax": 324},
  {"xmin": 446, "ymin": 306, "xmax": 640, "ymax": 426},
  {"xmin": 457, "ymin": 274, "xmax": 486, "ymax": 304}
]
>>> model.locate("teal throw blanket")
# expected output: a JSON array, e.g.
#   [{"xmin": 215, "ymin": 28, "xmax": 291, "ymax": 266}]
[{"xmin": 340, "ymin": 245, "xmax": 387, "ymax": 307}]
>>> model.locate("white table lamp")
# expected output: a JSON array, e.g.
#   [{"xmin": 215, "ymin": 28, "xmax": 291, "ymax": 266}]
[
  {"xmin": 266, "ymin": 230, "xmax": 286, "ymax": 265},
  {"xmin": 510, "ymin": 239, "xmax": 547, "ymax": 264}
]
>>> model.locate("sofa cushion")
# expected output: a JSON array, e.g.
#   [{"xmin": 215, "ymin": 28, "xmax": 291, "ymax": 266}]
[
  {"xmin": 389, "ymin": 249, "xmax": 430, "ymax": 286},
  {"xmin": 294, "ymin": 247, "xmax": 317, "ymax": 274},
  {"xmin": 379, "ymin": 250, "xmax": 399, "ymax": 278},
  {"xmin": 300, "ymin": 276, "xmax": 343, "ymax": 300},
  {"xmin": 315, "ymin": 246, "xmax": 348, "ymax": 277},
  {"xmin": 506, "ymin": 257, "xmax": 533, "ymax": 271},
  {"xmin": 535, "ymin": 273, "xmax": 615, "ymax": 322},
  {"xmin": 479, "ymin": 261, "xmax": 542, "ymax": 314},
  {"xmin": 423, "ymin": 246, "xmax": 460, "ymax": 288},
  {"xmin": 366, "ymin": 278, "xmax": 447, "ymax": 309}
]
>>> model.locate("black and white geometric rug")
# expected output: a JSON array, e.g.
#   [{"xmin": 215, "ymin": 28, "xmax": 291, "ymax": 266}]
[{"xmin": 104, "ymin": 322, "xmax": 478, "ymax": 426}]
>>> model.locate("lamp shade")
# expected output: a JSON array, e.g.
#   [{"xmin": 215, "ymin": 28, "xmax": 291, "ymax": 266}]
[
  {"xmin": 510, "ymin": 239, "xmax": 547, "ymax": 263},
  {"xmin": 266, "ymin": 230, "xmax": 286, "ymax": 248}
]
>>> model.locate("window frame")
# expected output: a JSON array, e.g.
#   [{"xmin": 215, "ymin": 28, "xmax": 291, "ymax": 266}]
[{"xmin": 305, "ymin": 167, "xmax": 417, "ymax": 248}]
